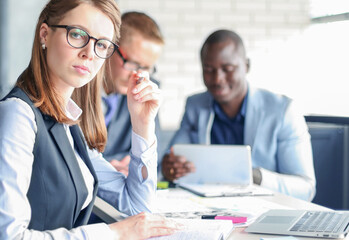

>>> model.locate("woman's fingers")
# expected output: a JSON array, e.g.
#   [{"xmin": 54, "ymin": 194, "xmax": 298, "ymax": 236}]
[{"xmin": 109, "ymin": 212, "xmax": 181, "ymax": 239}]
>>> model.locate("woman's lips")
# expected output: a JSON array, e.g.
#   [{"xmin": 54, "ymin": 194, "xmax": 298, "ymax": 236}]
[{"xmin": 73, "ymin": 65, "xmax": 90, "ymax": 75}]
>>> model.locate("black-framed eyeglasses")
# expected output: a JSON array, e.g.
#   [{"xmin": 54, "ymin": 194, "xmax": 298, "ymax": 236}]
[
  {"xmin": 115, "ymin": 47, "xmax": 157, "ymax": 75},
  {"xmin": 48, "ymin": 24, "xmax": 118, "ymax": 59}
]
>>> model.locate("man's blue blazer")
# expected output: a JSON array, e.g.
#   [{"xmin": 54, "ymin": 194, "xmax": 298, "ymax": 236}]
[{"xmin": 169, "ymin": 86, "xmax": 316, "ymax": 201}]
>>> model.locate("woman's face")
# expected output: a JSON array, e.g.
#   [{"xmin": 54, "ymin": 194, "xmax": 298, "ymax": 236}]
[{"xmin": 40, "ymin": 3, "xmax": 114, "ymax": 99}]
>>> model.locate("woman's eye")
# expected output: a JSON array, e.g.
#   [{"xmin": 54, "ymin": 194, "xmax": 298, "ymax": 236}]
[
  {"xmin": 71, "ymin": 32, "xmax": 81, "ymax": 39},
  {"xmin": 96, "ymin": 41, "xmax": 108, "ymax": 50},
  {"xmin": 70, "ymin": 29, "xmax": 87, "ymax": 39}
]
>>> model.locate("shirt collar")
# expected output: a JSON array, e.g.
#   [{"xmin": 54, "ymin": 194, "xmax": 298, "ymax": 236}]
[
  {"xmin": 65, "ymin": 98, "xmax": 82, "ymax": 121},
  {"xmin": 213, "ymin": 89, "xmax": 249, "ymax": 121}
]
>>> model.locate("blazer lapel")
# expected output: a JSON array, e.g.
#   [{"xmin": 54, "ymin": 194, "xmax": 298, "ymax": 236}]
[
  {"xmin": 244, "ymin": 87, "xmax": 264, "ymax": 150},
  {"xmin": 49, "ymin": 123, "xmax": 87, "ymax": 223},
  {"xmin": 199, "ymin": 109, "xmax": 214, "ymax": 144},
  {"xmin": 70, "ymin": 125, "xmax": 98, "ymax": 187},
  {"xmin": 70, "ymin": 125, "xmax": 99, "ymax": 225},
  {"xmin": 198, "ymin": 92, "xmax": 215, "ymax": 144}
]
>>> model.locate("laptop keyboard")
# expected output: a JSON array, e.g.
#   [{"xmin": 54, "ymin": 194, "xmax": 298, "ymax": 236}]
[{"xmin": 290, "ymin": 211, "xmax": 348, "ymax": 233}]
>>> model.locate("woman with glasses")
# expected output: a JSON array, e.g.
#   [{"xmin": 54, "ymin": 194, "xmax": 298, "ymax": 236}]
[{"xmin": 0, "ymin": 0, "xmax": 178, "ymax": 239}]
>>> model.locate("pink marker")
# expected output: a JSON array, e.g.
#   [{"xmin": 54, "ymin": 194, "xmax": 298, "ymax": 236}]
[{"xmin": 202, "ymin": 215, "xmax": 247, "ymax": 224}]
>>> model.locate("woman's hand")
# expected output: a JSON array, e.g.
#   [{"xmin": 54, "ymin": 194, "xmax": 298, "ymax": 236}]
[
  {"xmin": 127, "ymin": 71, "xmax": 162, "ymax": 144},
  {"xmin": 109, "ymin": 212, "xmax": 181, "ymax": 240}
]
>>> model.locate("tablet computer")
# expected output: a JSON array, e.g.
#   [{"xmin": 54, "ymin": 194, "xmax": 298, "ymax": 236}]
[{"xmin": 173, "ymin": 144, "xmax": 253, "ymax": 186}]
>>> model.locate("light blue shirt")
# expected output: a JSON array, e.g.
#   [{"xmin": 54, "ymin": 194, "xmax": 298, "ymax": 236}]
[{"xmin": 0, "ymin": 97, "xmax": 158, "ymax": 239}]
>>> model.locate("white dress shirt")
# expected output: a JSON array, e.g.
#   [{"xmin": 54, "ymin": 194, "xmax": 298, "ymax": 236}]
[{"xmin": 0, "ymin": 97, "xmax": 158, "ymax": 239}]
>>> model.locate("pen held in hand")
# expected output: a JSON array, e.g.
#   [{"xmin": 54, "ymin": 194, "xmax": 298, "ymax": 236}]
[{"xmin": 136, "ymin": 77, "xmax": 144, "ymax": 85}]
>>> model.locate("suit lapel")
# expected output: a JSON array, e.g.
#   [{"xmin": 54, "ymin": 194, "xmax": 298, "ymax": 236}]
[
  {"xmin": 70, "ymin": 125, "xmax": 98, "ymax": 187},
  {"xmin": 198, "ymin": 93, "xmax": 215, "ymax": 144},
  {"xmin": 70, "ymin": 125, "xmax": 99, "ymax": 225},
  {"xmin": 50, "ymin": 123, "xmax": 87, "ymax": 223},
  {"xmin": 244, "ymin": 87, "xmax": 264, "ymax": 149},
  {"xmin": 199, "ymin": 109, "xmax": 214, "ymax": 144}
]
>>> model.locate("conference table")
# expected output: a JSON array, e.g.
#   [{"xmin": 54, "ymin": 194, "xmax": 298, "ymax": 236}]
[{"xmin": 93, "ymin": 185, "xmax": 346, "ymax": 240}]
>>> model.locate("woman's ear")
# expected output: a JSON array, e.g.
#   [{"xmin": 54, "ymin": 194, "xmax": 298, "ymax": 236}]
[{"xmin": 39, "ymin": 22, "xmax": 49, "ymax": 48}]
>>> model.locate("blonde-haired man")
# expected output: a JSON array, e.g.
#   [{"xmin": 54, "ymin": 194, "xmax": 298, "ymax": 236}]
[{"xmin": 102, "ymin": 12, "xmax": 164, "ymax": 175}]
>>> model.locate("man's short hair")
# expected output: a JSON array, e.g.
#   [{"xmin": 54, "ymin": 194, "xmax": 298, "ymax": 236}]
[
  {"xmin": 200, "ymin": 29, "xmax": 246, "ymax": 61},
  {"xmin": 120, "ymin": 11, "xmax": 164, "ymax": 45}
]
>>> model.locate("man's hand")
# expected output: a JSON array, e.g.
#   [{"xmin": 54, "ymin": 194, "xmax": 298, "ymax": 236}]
[
  {"xmin": 110, "ymin": 155, "xmax": 131, "ymax": 176},
  {"xmin": 127, "ymin": 71, "xmax": 162, "ymax": 144},
  {"xmin": 161, "ymin": 147, "xmax": 195, "ymax": 181}
]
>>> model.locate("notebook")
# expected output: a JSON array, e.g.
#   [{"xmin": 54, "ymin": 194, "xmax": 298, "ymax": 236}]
[
  {"xmin": 173, "ymin": 144, "xmax": 254, "ymax": 197},
  {"xmin": 149, "ymin": 218, "xmax": 234, "ymax": 240},
  {"xmin": 245, "ymin": 209, "xmax": 349, "ymax": 238}
]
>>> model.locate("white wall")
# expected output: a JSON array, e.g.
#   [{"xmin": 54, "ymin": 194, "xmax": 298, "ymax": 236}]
[
  {"xmin": 118, "ymin": 0, "xmax": 311, "ymax": 129},
  {"xmin": 6, "ymin": 0, "xmax": 47, "ymax": 94},
  {"xmin": 5, "ymin": 0, "xmax": 313, "ymax": 130}
]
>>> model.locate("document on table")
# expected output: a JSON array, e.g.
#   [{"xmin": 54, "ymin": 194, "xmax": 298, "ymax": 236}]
[
  {"xmin": 178, "ymin": 183, "xmax": 274, "ymax": 197},
  {"xmin": 158, "ymin": 209, "xmax": 252, "ymax": 228},
  {"xmin": 148, "ymin": 218, "xmax": 234, "ymax": 240},
  {"xmin": 153, "ymin": 188, "xmax": 292, "ymax": 227}
]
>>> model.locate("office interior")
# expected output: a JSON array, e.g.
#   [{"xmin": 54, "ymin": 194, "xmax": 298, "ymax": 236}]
[{"xmin": 1, "ymin": 0, "xmax": 349, "ymax": 211}]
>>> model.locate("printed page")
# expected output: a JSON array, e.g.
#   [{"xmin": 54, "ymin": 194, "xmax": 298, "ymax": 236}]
[
  {"xmin": 148, "ymin": 219, "xmax": 233, "ymax": 240},
  {"xmin": 153, "ymin": 188, "xmax": 291, "ymax": 227}
]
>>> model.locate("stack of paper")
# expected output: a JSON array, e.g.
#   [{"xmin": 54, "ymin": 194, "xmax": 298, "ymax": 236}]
[{"xmin": 148, "ymin": 218, "xmax": 234, "ymax": 240}]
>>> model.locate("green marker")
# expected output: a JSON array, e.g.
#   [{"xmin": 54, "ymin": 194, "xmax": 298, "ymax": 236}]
[{"xmin": 157, "ymin": 181, "xmax": 169, "ymax": 189}]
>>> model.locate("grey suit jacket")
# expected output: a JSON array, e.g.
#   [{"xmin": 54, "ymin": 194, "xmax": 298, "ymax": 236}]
[
  {"xmin": 103, "ymin": 76, "xmax": 163, "ymax": 176},
  {"xmin": 103, "ymin": 95, "xmax": 162, "ymax": 160},
  {"xmin": 169, "ymin": 86, "xmax": 316, "ymax": 201}
]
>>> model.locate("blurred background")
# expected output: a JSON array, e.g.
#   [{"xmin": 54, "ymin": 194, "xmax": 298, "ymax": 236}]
[{"xmin": 0, "ymin": 0, "xmax": 348, "ymax": 130}]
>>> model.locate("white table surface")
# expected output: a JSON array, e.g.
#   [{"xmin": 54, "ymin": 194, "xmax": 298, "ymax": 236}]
[
  {"xmin": 152, "ymin": 186, "xmax": 344, "ymax": 240},
  {"xmin": 93, "ymin": 186, "xmax": 346, "ymax": 240}
]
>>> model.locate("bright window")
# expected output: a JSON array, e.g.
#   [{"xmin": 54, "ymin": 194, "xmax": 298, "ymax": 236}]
[{"xmin": 249, "ymin": 2, "xmax": 349, "ymax": 117}]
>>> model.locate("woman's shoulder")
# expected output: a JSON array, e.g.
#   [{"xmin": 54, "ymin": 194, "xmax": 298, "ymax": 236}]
[
  {"xmin": 0, "ymin": 97, "xmax": 37, "ymax": 132},
  {"xmin": 1, "ymin": 96, "xmax": 33, "ymax": 114}
]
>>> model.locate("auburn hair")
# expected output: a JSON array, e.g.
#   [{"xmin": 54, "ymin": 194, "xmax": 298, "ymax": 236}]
[{"xmin": 16, "ymin": 0, "xmax": 121, "ymax": 152}]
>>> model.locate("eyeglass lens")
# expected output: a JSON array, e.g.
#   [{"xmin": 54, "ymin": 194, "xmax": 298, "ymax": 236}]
[
  {"xmin": 123, "ymin": 61, "xmax": 156, "ymax": 74},
  {"xmin": 67, "ymin": 27, "xmax": 115, "ymax": 59}
]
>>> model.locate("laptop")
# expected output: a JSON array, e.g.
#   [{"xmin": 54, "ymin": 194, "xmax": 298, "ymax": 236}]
[
  {"xmin": 245, "ymin": 209, "xmax": 349, "ymax": 238},
  {"xmin": 173, "ymin": 144, "xmax": 254, "ymax": 197}
]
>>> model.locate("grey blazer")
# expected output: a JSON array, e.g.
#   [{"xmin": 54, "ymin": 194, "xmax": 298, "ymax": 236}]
[
  {"xmin": 103, "ymin": 77, "xmax": 163, "ymax": 174},
  {"xmin": 169, "ymin": 86, "xmax": 316, "ymax": 201}
]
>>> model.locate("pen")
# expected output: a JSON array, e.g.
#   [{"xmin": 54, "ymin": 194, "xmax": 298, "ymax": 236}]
[
  {"xmin": 201, "ymin": 215, "xmax": 247, "ymax": 224},
  {"xmin": 136, "ymin": 77, "xmax": 144, "ymax": 84}
]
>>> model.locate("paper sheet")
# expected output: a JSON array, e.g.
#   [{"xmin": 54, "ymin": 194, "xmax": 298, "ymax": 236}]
[
  {"xmin": 148, "ymin": 219, "xmax": 233, "ymax": 240},
  {"xmin": 153, "ymin": 189, "xmax": 292, "ymax": 227}
]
